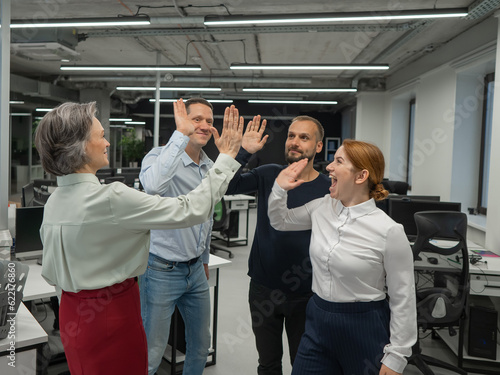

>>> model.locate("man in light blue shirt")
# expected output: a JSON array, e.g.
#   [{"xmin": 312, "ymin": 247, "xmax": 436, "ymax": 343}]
[{"xmin": 139, "ymin": 98, "xmax": 243, "ymax": 375}]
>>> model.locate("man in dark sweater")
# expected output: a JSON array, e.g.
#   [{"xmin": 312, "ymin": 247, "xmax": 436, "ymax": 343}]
[{"xmin": 226, "ymin": 115, "xmax": 331, "ymax": 375}]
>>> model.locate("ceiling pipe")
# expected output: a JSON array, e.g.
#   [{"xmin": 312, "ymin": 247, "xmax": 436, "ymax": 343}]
[{"xmin": 61, "ymin": 75, "xmax": 313, "ymax": 84}]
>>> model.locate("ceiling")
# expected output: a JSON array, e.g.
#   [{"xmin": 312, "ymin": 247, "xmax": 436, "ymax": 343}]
[{"xmin": 7, "ymin": 0, "xmax": 500, "ymax": 115}]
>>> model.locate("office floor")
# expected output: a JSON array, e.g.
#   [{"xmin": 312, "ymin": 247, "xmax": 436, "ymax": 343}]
[{"xmin": 30, "ymin": 206, "xmax": 486, "ymax": 375}]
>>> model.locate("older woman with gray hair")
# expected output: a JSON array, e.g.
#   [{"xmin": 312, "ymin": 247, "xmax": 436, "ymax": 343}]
[{"xmin": 34, "ymin": 99, "xmax": 243, "ymax": 375}]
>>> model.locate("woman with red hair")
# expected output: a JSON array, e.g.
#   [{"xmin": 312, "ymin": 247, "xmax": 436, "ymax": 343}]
[{"xmin": 268, "ymin": 139, "xmax": 417, "ymax": 375}]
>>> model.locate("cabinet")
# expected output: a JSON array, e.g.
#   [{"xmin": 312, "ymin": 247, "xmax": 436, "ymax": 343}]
[{"xmin": 324, "ymin": 137, "xmax": 340, "ymax": 162}]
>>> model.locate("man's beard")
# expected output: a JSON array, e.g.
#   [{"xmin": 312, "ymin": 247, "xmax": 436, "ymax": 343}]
[{"xmin": 285, "ymin": 148, "xmax": 315, "ymax": 164}]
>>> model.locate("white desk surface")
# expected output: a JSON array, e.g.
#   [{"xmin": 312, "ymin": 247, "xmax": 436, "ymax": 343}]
[
  {"xmin": 0, "ymin": 303, "xmax": 48, "ymax": 352},
  {"xmin": 223, "ymin": 194, "xmax": 255, "ymax": 201},
  {"xmin": 21, "ymin": 255, "xmax": 230, "ymax": 301},
  {"xmin": 22, "ymin": 260, "xmax": 56, "ymax": 301},
  {"xmin": 208, "ymin": 254, "xmax": 232, "ymax": 270},
  {"xmin": 414, "ymin": 240, "xmax": 500, "ymax": 276}
]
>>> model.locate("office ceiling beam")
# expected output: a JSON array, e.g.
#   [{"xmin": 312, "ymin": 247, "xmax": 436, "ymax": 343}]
[
  {"xmin": 11, "ymin": 74, "xmax": 79, "ymax": 102},
  {"xmin": 84, "ymin": 23, "xmax": 412, "ymax": 38}
]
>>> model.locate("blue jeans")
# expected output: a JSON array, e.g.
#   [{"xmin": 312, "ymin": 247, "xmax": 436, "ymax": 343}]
[{"xmin": 140, "ymin": 253, "xmax": 211, "ymax": 375}]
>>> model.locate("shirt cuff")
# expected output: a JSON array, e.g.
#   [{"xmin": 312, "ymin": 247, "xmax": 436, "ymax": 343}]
[
  {"xmin": 213, "ymin": 153, "xmax": 241, "ymax": 176},
  {"xmin": 271, "ymin": 180, "xmax": 287, "ymax": 197},
  {"xmin": 172, "ymin": 129, "xmax": 191, "ymax": 144},
  {"xmin": 381, "ymin": 351, "xmax": 407, "ymax": 374}
]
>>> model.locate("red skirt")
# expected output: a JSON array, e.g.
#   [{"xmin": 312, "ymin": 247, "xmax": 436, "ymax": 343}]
[{"xmin": 59, "ymin": 278, "xmax": 147, "ymax": 375}]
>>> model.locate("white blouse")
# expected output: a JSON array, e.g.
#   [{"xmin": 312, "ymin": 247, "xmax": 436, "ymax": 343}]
[{"xmin": 268, "ymin": 182, "xmax": 417, "ymax": 373}]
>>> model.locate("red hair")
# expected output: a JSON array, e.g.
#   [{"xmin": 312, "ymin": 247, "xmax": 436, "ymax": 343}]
[{"xmin": 341, "ymin": 139, "xmax": 389, "ymax": 201}]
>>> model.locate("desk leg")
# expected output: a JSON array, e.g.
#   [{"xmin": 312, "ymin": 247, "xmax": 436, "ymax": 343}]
[
  {"xmin": 208, "ymin": 269, "xmax": 220, "ymax": 366},
  {"xmin": 171, "ymin": 310, "xmax": 179, "ymax": 375}
]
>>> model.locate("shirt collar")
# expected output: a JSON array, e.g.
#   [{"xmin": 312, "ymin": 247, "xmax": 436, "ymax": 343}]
[
  {"xmin": 181, "ymin": 149, "xmax": 210, "ymax": 167},
  {"xmin": 57, "ymin": 173, "xmax": 101, "ymax": 186},
  {"xmin": 332, "ymin": 198, "xmax": 377, "ymax": 219}
]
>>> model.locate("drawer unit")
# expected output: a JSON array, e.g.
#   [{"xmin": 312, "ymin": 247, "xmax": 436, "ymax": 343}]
[
  {"xmin": 470, "ymin": 274, "xmax": 500, "ymax": 297},
  {"xmin": 229, "ymin": 200, "xmax": 248, "ymax": 210}
]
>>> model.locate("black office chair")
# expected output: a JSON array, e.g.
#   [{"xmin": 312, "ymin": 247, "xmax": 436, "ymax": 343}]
[
  {"xmin": 210, "ymin": 198, "xmax": 234, "ymax": 259},
  {"xmin": 408, "ymin": 211, "xmax": 469, "ymax": 375},
  {"xmin": 382, "ymin": 179, "xmax": 409, "ymax": 195}
]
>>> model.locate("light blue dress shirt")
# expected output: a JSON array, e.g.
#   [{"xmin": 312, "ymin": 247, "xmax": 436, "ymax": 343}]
[{"xmin": 140, "ymin": 131, "xmax": 214, "ymax": 264}]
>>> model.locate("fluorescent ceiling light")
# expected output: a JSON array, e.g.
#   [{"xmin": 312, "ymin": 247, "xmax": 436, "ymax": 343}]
[
  {"xmin": 9, "ymin": 16, "xmax": 150, "ymax": 29},
  {"xmin": 110, "ymin": 118, "xmax": 133, "ymax": 122},
  {"xmin": 125, "ymin": 121, "xmax": 146, "ymax": 125},
  {"xmin": 11, "ymin": 113, "xmax": 31, "ymax": 116},
  {"xmin": 61, "ymin": 65, "xmax": 201, "ymax": 72},
  {"xmin": 204, "ymin": 9, "xmax": 468, "ymax": 26},
  {"xmin": 243, "ymin": 88, "xmax": 356, "ymax": 93},
  {"xmin": 35, "ymin": 108, "xmax": 52, "ymax": 112},
  {"xmin": 231, "ymin": 64, "xmax": 389, "ymax": 71},
  {"xmin": 149, "ymin": 99, "xmax": 234, "ymax": 103},
  {"xmin": 9, "ymin": 100, "xmax": 25, "ymax": 104},
  {"xmin": 117, "ymin": 86, "xmax": 221, "ymax": 91},
  {"xmin": 249, "ymin": 100, "xmax": 337, "ymax": 105}
]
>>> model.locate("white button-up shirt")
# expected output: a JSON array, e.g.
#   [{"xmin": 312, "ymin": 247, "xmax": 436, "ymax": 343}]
[{"xmin": 268, "ymin": 182, "xmax": 417, "ymax": 373}]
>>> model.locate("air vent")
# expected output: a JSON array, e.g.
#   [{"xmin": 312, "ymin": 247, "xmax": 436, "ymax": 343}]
[{"xmin": 11, "ymin": 42, "xmax": 79, "ymax": 61}]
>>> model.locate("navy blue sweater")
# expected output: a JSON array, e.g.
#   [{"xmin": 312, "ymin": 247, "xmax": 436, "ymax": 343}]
[{"xmin": 226, "ymin": 150, "xmax": 331, "ymax": 294}]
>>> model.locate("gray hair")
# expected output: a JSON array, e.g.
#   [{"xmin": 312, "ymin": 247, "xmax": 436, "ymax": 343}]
[
  {"xmin": 35, "ymin": 102, "xmax": 96, "ymax": 176},
  {"xmin": 290, "ymin": 115, "xmax": 325, "ymax": 142}
]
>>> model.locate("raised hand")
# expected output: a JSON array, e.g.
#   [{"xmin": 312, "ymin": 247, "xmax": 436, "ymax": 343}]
[
  {"xmin": 242, "ymin": 115, "xmax": 269, "ymax": 154},
  {"xmin": 173, "ymin": 98, "xmax": 194, "ymax": 136},
  {"xmin": 276, "ymin": 159, "xmax": 308, "ymax": 191},
  {"xmin": 212, "ymin": 105, "xmax": 244, "ymax": 158}
]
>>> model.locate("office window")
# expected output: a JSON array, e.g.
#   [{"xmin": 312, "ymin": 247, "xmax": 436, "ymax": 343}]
[
  {"xmin": 406, "ymin": 99, "xmax": 416, "ymax": 189},
  {"xmin": 477, "ymin": 73, "xmax": 494, "ymax": 215}
]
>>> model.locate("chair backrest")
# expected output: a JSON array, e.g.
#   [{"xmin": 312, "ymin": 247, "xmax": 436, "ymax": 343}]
[
  {"xmin": 413, "ymin": 211, "xmax": 469, "ymax": 327},
  {"xmin": 21, "ymin": 182, "xmax": 35, "ymax": 207},
  {"xmin": 382, "ymin": 179, "xmax": 409, "ymax": 195},
  {"xmin": 212, "ymin": 198, "xmax": 229, "ymax": 232},
  {"xmin": 104, "ymin": 176, "xmax": 126, "ymax": 184}
]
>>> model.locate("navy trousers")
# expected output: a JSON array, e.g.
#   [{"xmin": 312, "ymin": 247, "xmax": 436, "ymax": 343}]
[{"xmin": 292, "ymin": 294, "xmax": 390, "ymax": 375}]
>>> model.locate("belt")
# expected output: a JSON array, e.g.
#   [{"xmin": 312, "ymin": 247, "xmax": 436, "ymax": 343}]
[
  {"xmin": 152, "ymin": 253, "xmax": 200, "ymax": 266},
  {"xmin": 183, "ymin": 256, "xmax": 201, "ymax": 265}
]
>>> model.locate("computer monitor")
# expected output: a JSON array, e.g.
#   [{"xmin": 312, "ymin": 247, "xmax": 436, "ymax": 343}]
[
  {"xmin": 388, "ymin": 199, "xmax": 461, "ymax": 241},
  {"xmin": 21, "ymin": 182, "xmax": 35, "ymax": 207},
  {"xmin": 376, "ymin": 195, "xmax": 441, "ymax": 213},
  {"xmin": 115, "ymin": 167, "xmax": 140, "ymax": 187},
  {"xmin": 96, "ymin": 169, "xmax": 113, "ymax": 180},
  {"xmin": 14, "ymin": 206, "xmax": 44, "ymax": 260}
]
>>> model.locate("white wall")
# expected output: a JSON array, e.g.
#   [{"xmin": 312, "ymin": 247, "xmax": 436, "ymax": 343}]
[
  {"xmin": 485, "ymin": 15, "xmax": 500, "ymax": 252},
  {"xmin": 355, "ymin": 92, "xmax": 391, "ymax": 161},
  {"xmin": 410, "ymin": 68, "xmax": 457, "ymax": 200},
  {"xmin": 354, "ymin": 15, "xmax": 500, "ymax": 250}
]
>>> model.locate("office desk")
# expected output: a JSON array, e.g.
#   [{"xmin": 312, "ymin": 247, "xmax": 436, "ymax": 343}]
[
  {"xmin": 414, "ymin": 243, "xmax": 500, "ymax": 373},
  {"xmin": 0, "ymin": 303, "xmax": 48, "ymax": 375},
  {"xmin": 162, "ymin": 254, "xmax": 232, "ymax": 374},
  {"xmin": 212, "ymin": 194, "xmax": 255, "ymax": 247},
  {"xmin": 22, "ymin": 261, "xmax": 57, "ymax": 302}
]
